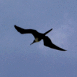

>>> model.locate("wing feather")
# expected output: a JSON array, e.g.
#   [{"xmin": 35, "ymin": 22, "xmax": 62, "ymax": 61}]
[
  {"xmin": 43, "ymin": 36, "xmax": 66, "ymax": 51},
  {"xmin": 14, "ymin": 25, "xmax": 39, "ymax": 38}
]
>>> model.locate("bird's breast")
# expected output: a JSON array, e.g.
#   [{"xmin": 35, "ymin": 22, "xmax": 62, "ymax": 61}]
[{"xmin": 35, "ymin": 38, "xmax": 39, "ymax": 42}]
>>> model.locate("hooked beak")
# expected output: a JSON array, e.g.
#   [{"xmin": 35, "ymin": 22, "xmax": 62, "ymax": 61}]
[{"xmin": 30, "ymin": 40, "xmax": 35, "ymax": 45}]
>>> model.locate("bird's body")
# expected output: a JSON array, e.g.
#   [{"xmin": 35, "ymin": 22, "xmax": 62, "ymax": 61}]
[
  {"xmin": 35, "ymin": 38, "xmax": 39, "ymax": 42},
  {"xmin": 14, "ymin": 25, "xmax": 66, "ymax": 51}
]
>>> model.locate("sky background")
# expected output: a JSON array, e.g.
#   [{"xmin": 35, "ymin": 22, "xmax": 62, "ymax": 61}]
[{"xmin": 0, "ymin": 0, "xmax": 77, "ymax": 77}]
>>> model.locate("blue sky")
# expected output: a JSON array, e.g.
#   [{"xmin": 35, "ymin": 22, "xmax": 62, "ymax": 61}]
[{"xmin": 0, "ymin": 0, "xmax": 77, "ymax": 77}]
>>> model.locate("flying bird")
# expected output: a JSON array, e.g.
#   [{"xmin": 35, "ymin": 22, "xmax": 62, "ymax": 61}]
[{"xmin": 14, "ymin": 25, "xmax": 66, "ymax": 51}]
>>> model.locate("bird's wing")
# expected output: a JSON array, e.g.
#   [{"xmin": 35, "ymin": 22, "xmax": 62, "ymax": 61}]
[
  {"xmin": 44, "ymin": 28, "xmax": 53, "ymax": 35},
  {"xmin": 43, "ymin": 36, "xmax": 66, "ymax": 51},
  {"xmin": 14, "ymin": 25, "xmax": 39, "ymax": 38}
]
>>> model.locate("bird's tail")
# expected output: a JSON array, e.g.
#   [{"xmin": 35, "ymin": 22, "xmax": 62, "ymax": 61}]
[{"xmin": 44, "ymin": 28, "xmax": 53, "ymax": 35}]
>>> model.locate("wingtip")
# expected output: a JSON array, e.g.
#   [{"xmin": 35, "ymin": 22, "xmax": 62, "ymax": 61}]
[
  {"xmin": 65, "ymin": 50, "xmax": 67, "ymax": 51},
  {"xmin": 50, "ymin": 28, "xmax": 53, "ymax": 31},
  {"xmin": 51, "ymin": 28, "xmax": 53, "ymax": 30},
  {"xmin": 61, "ymin": 49, "xmax": 67, "ymax": 51},
  {"xmin": 14, "ymin": 25, "xmax": 16, "ymax": 27},
  {"xmin": 14, "ymin": 25, "xmax": 18, "ymax": 29}
]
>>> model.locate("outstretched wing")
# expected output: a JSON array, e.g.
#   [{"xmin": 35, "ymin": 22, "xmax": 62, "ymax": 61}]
[
  {"xmin": 14, "ymin": 25, "xmax": 39, "ymax": 38},
  {"xmin": 44, "ymin": 28, "xmax": 53, "ymax": 35},
  {"xmin": 43, "ymin": 36, "xmax": 66, "ymax": 51}
]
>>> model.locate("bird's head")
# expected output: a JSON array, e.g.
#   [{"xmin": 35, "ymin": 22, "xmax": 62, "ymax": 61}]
[{"xmin": 30, "ymin": 40, "xmax": 36, "ymax": 45}]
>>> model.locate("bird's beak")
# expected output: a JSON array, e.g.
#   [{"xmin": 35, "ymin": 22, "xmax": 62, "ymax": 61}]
[{"xmin": 30, "ymin": 40, "xmax": 35, "ymax": 45}]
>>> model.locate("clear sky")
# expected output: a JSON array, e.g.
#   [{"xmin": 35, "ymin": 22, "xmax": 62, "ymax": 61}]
[{"xmin": 0, "ymin": 0, "xmax": 77, "ymax": 77}]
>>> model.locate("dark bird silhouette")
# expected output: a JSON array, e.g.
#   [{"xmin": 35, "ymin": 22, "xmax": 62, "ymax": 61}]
[{"xmin": 14, "ymin": 25, "xmax": 66, "ymax": 51}]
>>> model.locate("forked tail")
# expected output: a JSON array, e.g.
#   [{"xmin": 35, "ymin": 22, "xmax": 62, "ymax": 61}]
[{"xmin": 44, "ymin": 28, "xmax": 53, "ymax": 35}]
